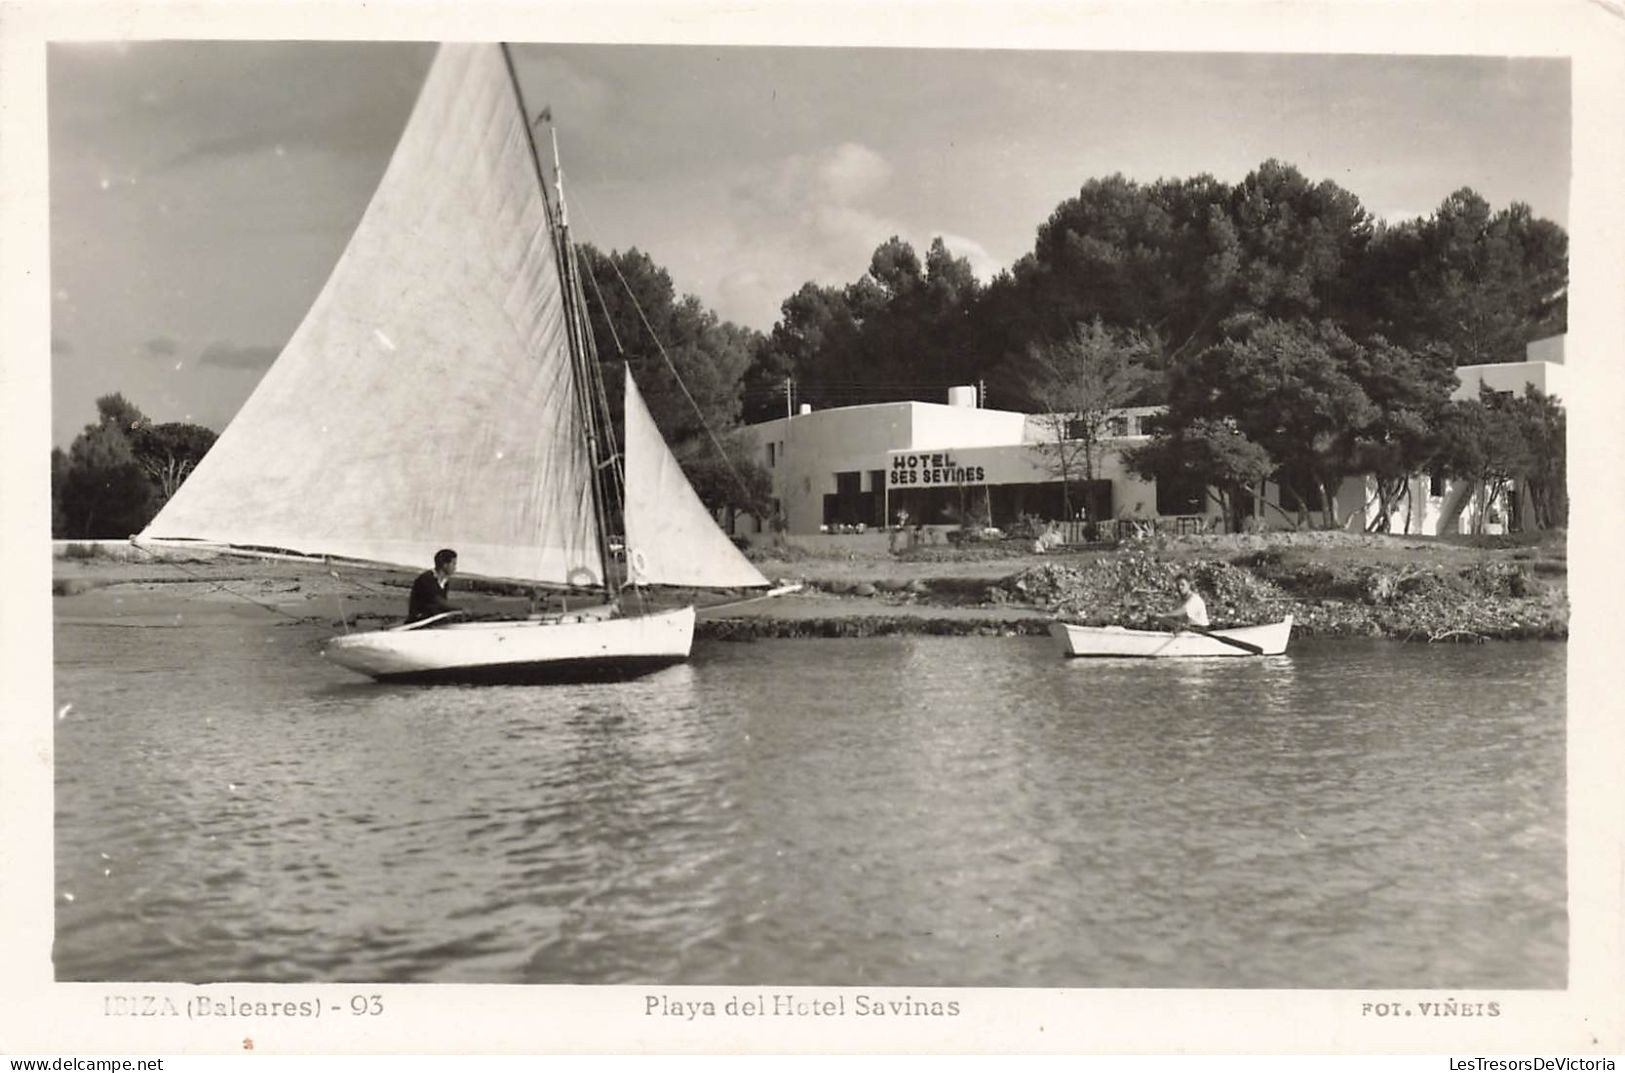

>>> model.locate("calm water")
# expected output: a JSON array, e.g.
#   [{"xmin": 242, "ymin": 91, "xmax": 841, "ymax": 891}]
[{"xmin": 53, "ymin": 620, "xmax": 1566, "ymax": 987}]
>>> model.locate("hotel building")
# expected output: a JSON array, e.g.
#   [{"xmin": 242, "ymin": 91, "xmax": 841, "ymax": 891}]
[{"xmin": 732, "ymin": 337, "xmax": 1566, "ymax": 541}]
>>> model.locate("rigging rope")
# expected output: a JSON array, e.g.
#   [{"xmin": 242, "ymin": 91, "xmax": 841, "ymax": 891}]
[
  {"xmin": 579, "ymin": 251, "xmax": 626, "ymax": 356},
  {"xmin": 564, "ymin": 233, "xmax": 647, "ymax": 616},
  {"xmin": 124, "ymin": 543, "xmax": 312, "ymax": 622},
  {"xmin": 566, "ymin": 195, "xmax": 762, "ymax": 511},
  {"xmin": 124, "ymin": 542, "xmax": 397, "ymax": 629}
]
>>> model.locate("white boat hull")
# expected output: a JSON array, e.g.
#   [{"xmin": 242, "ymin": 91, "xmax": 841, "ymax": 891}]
[
  {"xmin": 1049, "ymin": 616, "xmax": 1293, "ymax": 658},
  {"xmin": 323, "ymin": 606, "xmax": 696, "ymax": 684}
]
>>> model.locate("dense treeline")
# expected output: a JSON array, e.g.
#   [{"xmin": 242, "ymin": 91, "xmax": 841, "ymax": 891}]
[
  {"xmin": 574, "ymin": 244, "xmax": 773, "ymax": 524},
  {"xmin": 743, "ymin": 161, "xmax": 1565, "ymax": 418},
  {"xmin": 732, "ymin": 159, "xmax": 1566, "ymax": 533},
  {"xmin": 53, "ymin": 394, "xmax": 216, "ymax": 539},
  {"xmin": 57, "ymin": 159, "xmax": 1566, "ymax": 537}
]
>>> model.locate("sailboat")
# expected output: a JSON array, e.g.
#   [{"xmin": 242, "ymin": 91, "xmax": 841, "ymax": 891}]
[{"xmin": 136, "ymin": 43, "xmax": 779, "ymax": 684}]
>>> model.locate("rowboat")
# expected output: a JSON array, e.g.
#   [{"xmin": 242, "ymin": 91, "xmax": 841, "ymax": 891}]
[{"xmin": 1049, "ymin": 615, "xmax": 1293, "ymax": 658}]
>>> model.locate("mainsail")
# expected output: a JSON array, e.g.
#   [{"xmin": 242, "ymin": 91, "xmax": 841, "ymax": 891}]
[
  {"xmin": 140, "ymin": 45, "xmax": 601, "ymax": 585},
  {"xmin": 622, "ymin": 369, "xmax": 769, "ymax": 589}
]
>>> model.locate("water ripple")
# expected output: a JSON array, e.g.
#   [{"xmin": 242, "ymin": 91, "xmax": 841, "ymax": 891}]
[{"xmin": 55, "ymin": 625, "xmax": 1565, "ymax": 986}]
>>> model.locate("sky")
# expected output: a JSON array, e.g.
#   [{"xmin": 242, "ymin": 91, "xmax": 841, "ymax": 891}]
[{"xmin": 47, "ymin": 41, "xmax": 1571, "ymax": 447}]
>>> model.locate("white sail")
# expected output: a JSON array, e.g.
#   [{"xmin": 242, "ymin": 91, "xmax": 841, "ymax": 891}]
[
  {"xmin": 140, "ymin": 45, "xmax": 602, "ymax": 585},
  {"xmin": 622, "ymin": 369, "xmax": 769, "ymax": 589}
]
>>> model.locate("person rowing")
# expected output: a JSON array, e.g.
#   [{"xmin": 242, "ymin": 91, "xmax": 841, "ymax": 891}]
[{"xmin": 1158, "ymin": 573, "xmax": 1209, "ymax": 631}]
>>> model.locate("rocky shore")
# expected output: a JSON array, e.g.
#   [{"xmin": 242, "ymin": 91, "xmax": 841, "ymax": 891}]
[
  {"xmin": 52, "ymin": 528, "xmax": 1567, "ymax": 643},
  {"xmin": 716, "ymin": 528, "xmax": 1568, "ymax": 643}
]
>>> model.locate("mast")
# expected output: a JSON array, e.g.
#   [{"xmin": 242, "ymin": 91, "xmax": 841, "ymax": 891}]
[{"xmin": 499, "ymin": 43, "xmax": 616, "ymax": 594}]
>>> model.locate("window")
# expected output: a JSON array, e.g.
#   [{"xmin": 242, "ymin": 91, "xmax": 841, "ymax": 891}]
[
  {"xmin": 835, "ymin": 471, "xmax": 861, "ymax": 497},
  {"xmin": 1155, "ymin": 476, "xmax": 1206, "ymax": 516},
  {"xmin": 767, "ymin": 442, "xmax": 776, "ymax": 467},
  {"xmin": 1429, "ymin": 470, "xmax": 1446, "ymax": 497},
  {"xmin": 1107, "ymin": 416, "xmax": 1128, "ymax": 437}
]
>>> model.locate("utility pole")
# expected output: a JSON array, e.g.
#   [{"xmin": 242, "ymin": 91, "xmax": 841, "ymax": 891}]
[{"xmin": 781, "ymin": 377, "xmax": 793, "ymax": 536}]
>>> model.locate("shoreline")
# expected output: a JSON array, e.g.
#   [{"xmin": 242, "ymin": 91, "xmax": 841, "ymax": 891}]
[{"xmin": 52, "ymin": 529, "xmax": 1567, "ymax": 643}]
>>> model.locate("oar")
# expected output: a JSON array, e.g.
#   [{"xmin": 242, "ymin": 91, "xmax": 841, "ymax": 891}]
[
  {"xmin": 392, "ymin": 610, "xmax": 467, "ymax": 631},
  {"xmin": 1139, "ymin": 594, "xmax": 1265, "ymax": 655},
  {"xmin": 1182, "ymin": 623, "xmax": 1264, "ymax": 656}
]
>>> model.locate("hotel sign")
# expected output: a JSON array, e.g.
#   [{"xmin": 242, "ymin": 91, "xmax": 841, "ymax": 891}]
[{"xmin": 889, "ymin": 451, "xmax": 987, "ymax": 486}]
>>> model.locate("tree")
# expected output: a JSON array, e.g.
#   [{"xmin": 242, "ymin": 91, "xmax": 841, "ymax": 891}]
[
  {"xmin": 970, "ymin": 163, "xmax": 1375, "ymax": 391},
  {"xmin": 90, "ymin": 392, "xmax": 148, "ymax": 437},
  {"xmin": 743, "ymin": 282, "xmax": 855, "ymax": 420},
  {"xmin": 1363, "ymin": 190, "xmax": 1567, "ymax": 364},
  {"xmin": 865, "ymin": 236, "xmax": 923, "ymax": 298},
  {"xmin": 1168, "ymin": 318, "xmax": 1377, "ymax": 527},
  {"xmin": 924, "ymin": 236, "xmax": 979, "ymax": 305},
  {"xmin": 133, "ymin": 422, "xmax": 217, "ymax": 501},
  {"xmin": 741, "ymin": 235, "xmax": 985, "ymax": 417},
  {"xmin": 50, "ymin": 447, "xmax": 70, "ymax": 538},
  {"xmin": 836, "ymin": 237, "xmax": 930, "ymax": 398},
  {"xmin": 675, "ymin": 431, "xmax": 775, "ymax": 530},
  {"xmin": 575, "ymin": 244, "xmax": 772, "ymax": 518},
  {"xmin": 579, "ymin": 245, "xmax": 756, "ymax": 436},
  {"xmin": 60, "ymin": 394, "xmax": 157, "ymax": 538},
  {"xmin": 1434, "ymin": 388, "xmax": 1533, "ymax": 534},
  {"xmin": 1013, "ymin": 318, "xmax": 1157, "ymax": 523},
  {"xmin": 1009, "ymin": 173, "xmax": 1239, "ymax": 368},
  {"xmin": 1123, "ymin": 418, "xmax": 1275, "ymax": 533},
  {"xmin": 1226, "ymin": 160, "xmax": 1373, "ymax": 325},
  {"xmin": 914, "ymin": 237, "xmax": 985, "ymax": 388},
  {"xmin": 1507, "ymin": 386, "xmax": 1565, "ymax": 530},
  {"xmin": 1344, "ymin": 338, "xmax": 1457, "ymax": 531}
]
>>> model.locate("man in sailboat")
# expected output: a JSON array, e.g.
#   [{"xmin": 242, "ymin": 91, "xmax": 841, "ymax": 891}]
[{"xmin": 407, "ymin": 548, "xmax": 461, "ymax": 623}]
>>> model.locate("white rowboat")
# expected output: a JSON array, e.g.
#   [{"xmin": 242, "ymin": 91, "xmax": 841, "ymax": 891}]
[{"xmin": 1049, "ymin": 615, "xmax": 1293, "ymax": 658}]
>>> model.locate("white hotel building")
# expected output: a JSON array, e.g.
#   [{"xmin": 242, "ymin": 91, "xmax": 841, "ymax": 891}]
[{"xmin": 733, "ymin": 337, "xmax": 1567, "ymax": 540}]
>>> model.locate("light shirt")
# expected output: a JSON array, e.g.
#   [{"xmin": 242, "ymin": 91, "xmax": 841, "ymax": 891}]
[{"xmin": 1181, "ymin": 591, "xmax": 1209, "ymax": 627}]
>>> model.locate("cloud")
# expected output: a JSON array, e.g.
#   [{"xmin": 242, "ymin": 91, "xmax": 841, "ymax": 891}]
[
  {"xmin": 730, "ymin": 142, "xmax": 905, "ymax": 285},
  {"xmin": 1372, "ymin": 206, "xmax": 1430, "ymax": 226},
  {"xmin": 198, "ymin": 342, "xmax": 279, "ymax": 370},
  {"xmin": 140, "ymin": 336, "xmax": 178, "ymax": 359},
  {"xmin": 718, "ymin": 143, "xmax": 1009, "ymax": 326},
  {"xmin": 56, "ymin": 42, "xmax": 439, "ymax": 174},
  {"xmin": 713, "ymin": 269, "xmax": 780, "ymax": 329},
  {"xmin": 816, "ymin": 143, "xmax": 893, "ymax": 205},
  {"xmin": 936, "ymin": 233, "xmax": 1003, "ymax": 282}
]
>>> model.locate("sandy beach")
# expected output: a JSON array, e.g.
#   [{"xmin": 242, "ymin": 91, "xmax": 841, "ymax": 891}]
[{"xmin": 53, "ymin": 529, "xmax": 1567, "ymax": 641}]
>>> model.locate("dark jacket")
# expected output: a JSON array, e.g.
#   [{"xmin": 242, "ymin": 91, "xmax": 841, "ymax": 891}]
[{"xmin": 407, "ymin": 570, "xmax": 456, "ymax": 623}]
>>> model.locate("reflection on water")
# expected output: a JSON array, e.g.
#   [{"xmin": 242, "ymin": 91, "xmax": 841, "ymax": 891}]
[{"xmin": 53, "ymin": 622, "xmax": 1565, "ymax": 986}]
